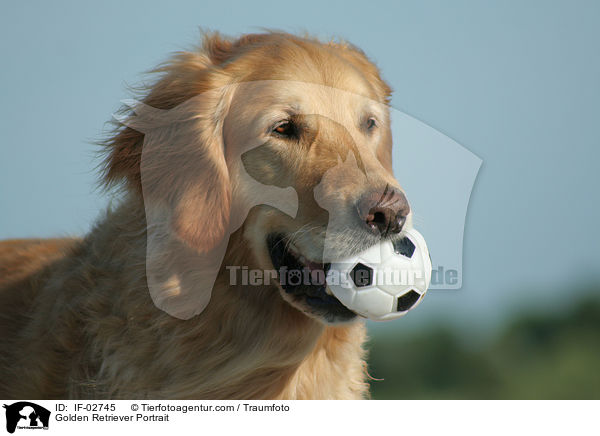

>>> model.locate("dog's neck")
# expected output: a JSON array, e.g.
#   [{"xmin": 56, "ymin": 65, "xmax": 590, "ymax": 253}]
[{"xmin": 73, "ymin": 195, "xmax": 368, "ymax": 399}]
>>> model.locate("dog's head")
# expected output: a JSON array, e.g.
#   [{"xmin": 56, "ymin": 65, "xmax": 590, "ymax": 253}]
[{"xmin": 103, "ymin": 32, "xmax": 412, "ymax": 324}]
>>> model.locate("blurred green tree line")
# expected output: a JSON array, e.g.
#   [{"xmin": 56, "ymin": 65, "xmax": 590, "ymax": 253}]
[{"xmin": 368, "ymin": 293, "xmax": 600, "ymax": 399}]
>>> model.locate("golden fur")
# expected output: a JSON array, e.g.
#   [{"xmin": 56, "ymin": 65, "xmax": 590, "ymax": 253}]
[{"xmin": 0, "ymin": 31, "xmax": 401, "ymax": 399}]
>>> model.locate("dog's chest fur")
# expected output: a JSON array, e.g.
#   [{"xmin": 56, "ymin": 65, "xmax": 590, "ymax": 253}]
[{"xmin": 0, "ymin": 201, "xmax": 369, "ymax": 400}]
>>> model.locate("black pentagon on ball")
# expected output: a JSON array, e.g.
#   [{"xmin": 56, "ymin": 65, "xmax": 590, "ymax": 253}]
[
  {"xmin": 350, "ymin": 263, "xmax": 373, "ymax": 288},
  {"xmin": 396, "ymin": 290, "xmax": 421, "ymax": 312},
  {"xmin": 393, "ymin": 236, "xmax": 416, "ymax": 258}
]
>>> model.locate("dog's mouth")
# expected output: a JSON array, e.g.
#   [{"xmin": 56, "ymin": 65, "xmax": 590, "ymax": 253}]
[{"xmin": 266, "ymin": 233, "xmax": 357, "ymax": 323}]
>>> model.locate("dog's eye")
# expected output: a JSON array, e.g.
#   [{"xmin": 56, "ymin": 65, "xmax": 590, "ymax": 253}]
[
  {"xmin": 272, "ymin": 121, "xmax": 297, "ymax": 138},
  {"xmin": 366, "ymin": 117, "xmax": 378, "ymax": 131}
]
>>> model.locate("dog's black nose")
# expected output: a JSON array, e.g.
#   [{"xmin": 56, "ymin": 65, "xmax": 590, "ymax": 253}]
[{"xmin": 357, "ymin": 187, "xmax": 410, "ymax": 237}]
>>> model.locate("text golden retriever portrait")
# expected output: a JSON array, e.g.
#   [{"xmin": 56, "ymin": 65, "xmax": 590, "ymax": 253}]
[{"xmin": 0, "ymin": 31, "xmax": 420, "ymax": 399}]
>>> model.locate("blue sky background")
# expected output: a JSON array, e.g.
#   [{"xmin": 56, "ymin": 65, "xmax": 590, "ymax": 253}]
[{"xmin": 1, "ymin": 0, "xmax": 599, "ymax": 337}]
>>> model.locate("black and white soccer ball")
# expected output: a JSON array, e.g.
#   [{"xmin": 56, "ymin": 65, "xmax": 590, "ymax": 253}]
[{"xmin": 327, "ymin": 228, "xmax": 432, "ymax": 321}]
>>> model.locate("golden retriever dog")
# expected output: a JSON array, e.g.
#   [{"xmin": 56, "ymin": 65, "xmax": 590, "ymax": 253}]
[{"xmin": 0, "ymin": 31, "xmax": 414, "ymax": 399}]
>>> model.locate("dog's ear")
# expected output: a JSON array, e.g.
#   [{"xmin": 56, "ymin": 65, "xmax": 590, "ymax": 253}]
[
  {"xmin": 101, "ymin": 48, "xmax": 234, "ymax": 253},
  {"xmin": 160, "ymin": 88, "xmax": 233, "ymax": 253},
  {"xmin": 326, "ymin": 40, "xmax": 392, "ymax": 104}
]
